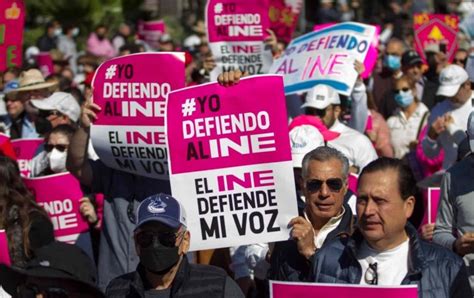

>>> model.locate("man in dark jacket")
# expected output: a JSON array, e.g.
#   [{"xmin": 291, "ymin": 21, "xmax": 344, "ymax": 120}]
[
  {"xmin": 311, "ymin": 158, "xmax": 472, "ymax": 297},
  {"xmin": 268, "ymin": 146, "xmax": 354, "ymax": 281},
  {"xmin": 105, "ymin": 193, "xmax": 243, "ymax": 297}
]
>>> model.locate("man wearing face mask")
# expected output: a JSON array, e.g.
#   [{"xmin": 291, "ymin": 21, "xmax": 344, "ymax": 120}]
[
  {"xmin": 106, "ymin": 194, "xmax": 244, "ymax": 297},
  {"xmin": 87, "ymin": 24, "xmax": 117, "ymax": 59},
  {"xmin": 372, "ymin": 38, "xmax": 405, "ymax": 119},
  {"xmin": 36, "ymin": 20, "xmax": 61, "ymax": 52},
  {"xmin": 422, "ymin": 64, "xmax": 474, "ymax": 170}
]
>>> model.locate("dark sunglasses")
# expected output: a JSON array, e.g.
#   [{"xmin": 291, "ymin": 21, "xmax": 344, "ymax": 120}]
[
  {"xmin": 393, "ymin": 87, "xmax": 410, "ymax": 93},
  {"xmin": 364, "ymin": 262, "xmax": 378, "ymax": 285},
  {"xmin": 305, "ymin": 178, "xmax": 344, "ymax": 193},
  {"xmin": 38, "ymin": 110, "xmax": 62, "ymax": 118},
  {"xmin": 18, "ymin": 284, "xmax": 70, "ymax": 298},
  {"xmin": 453, "ymin": 58, "xmax": 467, "ymax": 65},
  {"xmin": 135, "ymin": 230, "xmax": 182, "ymax": 248},
  {"xmin": 45, "ymin": 144, "xmax": 68, "ymax": 152}
]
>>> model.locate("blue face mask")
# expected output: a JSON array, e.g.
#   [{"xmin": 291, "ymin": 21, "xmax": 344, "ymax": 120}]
[
  {"xmin": 394, "ymin": 90, "xmax": 414, "ymax": 108},
  {"xmin": 384, "ymin": 54, "xmax": 401, "ymax": 71}
]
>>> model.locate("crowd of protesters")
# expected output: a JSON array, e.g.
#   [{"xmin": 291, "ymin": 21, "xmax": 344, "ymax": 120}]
[{"xmin": 1, "ymin": 0, "xmax": 474, "ymax": 297}]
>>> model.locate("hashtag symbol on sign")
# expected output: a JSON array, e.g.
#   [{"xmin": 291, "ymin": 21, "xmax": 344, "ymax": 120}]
[
  {"xmin": 105, "ymin": 65, "xmax": 117, "ymax": 79},
  {"xmin": 181, "ymin": 98, "xmax": 196, "ymax": 117}
]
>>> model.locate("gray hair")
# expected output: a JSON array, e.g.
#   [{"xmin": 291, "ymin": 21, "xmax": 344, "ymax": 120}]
[{"xmin": 301, "ymin": 146, "xmax": 349, "ymax": 180}]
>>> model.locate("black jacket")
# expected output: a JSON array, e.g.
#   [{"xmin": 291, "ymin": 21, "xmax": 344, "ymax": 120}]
[
  {"xmin": 106, "ymin": 257, "xmax": 231, "ymax": 298},
  {"xmin": 312, "ymin": 224, "xmax": 472, "ymax": 298},
  {"xmin": 268, "ymin": 203, "xmax": 354, "ymax": 282}
]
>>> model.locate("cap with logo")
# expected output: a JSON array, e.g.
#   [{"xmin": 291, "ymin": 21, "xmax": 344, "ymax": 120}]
[
  {"xmin": 437, "ymin": 64, "xmax": 469, "ymax": 97},
  {"xmin": 3, "ymin": 80, "xmax": 20, "ymax": 100},
  {"xmin": 135, "ymin": 193, "xmax": 187, "ymax": 231},
  {"xmin": 301, "ymin": 84, "xmax": 341, "ymax": 110},
  {"xmin": 290, "ymin": 125, "xmax": 325, "ymax": 168},
  {"xmin": 401, "ymin": 50, "xmax": 423, "ymax": 67},
  {"xmin": 30, "ymin": 92, "xmax": 81, "ymax": 122}
]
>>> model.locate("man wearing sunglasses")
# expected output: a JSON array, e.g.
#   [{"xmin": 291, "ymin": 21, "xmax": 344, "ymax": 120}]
[
  {"xmin": 311, "ymin": 158, "xmax": 471, "ymax": 297},
  {"xmin": 268, "ymin": 146, "xmax": 354, "ymax": 282},
  {"xmin": 30, "ymin": 91, "xmax": 81, "ymax": 135},
  {"xmin": 106, "ymin": 193, "xmax": 243, "ymax": 297}
]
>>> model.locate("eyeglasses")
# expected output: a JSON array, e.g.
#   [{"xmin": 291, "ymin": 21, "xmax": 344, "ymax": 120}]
[
  {"xmin": 18, "ymin": 284, "xmax": 70, "ymax": 298},
  {"xmin": 45, "ymin": 144, "xmax": 68, "ymax": 152},
  {"xmin": 364, "ymin": 262, "xmax": 378, "ymax": 285},
  {"xmin": 305, "ymin": 178, "xmax": 344, "ymax": 193},
  {"xmin": 394, "ymin": 87, "xmax": 410, "ymax": 93},
  {"xmin": 38, "ymin": 110, "xmax": 62, "ymax": 118},
  {"xmin": 135, "ymin": 230, "xmax": 183, "ymax": 248}
]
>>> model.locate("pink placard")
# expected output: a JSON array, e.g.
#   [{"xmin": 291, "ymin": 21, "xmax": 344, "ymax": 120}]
[
  {"xmin": 0, "ymin": 133, "xmax": 16, "ymax": 160},
  {"xmin": 11, "ymin": 138, "xmax": 43, "ymax": 177},
  {"xmin": 23, "ymin": 173, "xmax": 89, "ymax": 242},
  {"xmin": 348, "ymin": 173, "xmax": 358, "ymax": 195},
  {"xmin": 313, "ymin": 23, "xmax": 380, "ymax": 79},
  {"xmin": 138, "ymin": 20, "xmax": 166, "ymax": 50},
  {"xmin": 36, "ymin": 52, "xmax": 54, "ymax": 77},
  {"xmin": 269, "ymin": 0, "xmax": 302, "ymax": 43},
  {"xmin": 0, "ymin": 0, "xmax": 25, "ymax": 71},
  {"xmin": 206, "ymin": 0, "xmax": 270, "ymax": 43},
  {"xmin": 270, "ymin": 281, "xmax": 418, "ymax": 298},
  {"xmin": 92, "ymin": 52, "xmax": 185, "ymax": 126},
  {"xmin": 167, "ymin": 75, "xmax": 292, "ymax": 174},
  {"xmin": 0, "ymin": 230, "xmax": 11, "ymax": 266},
  {"xmin": 427, "ymin": 187, "xmax": 440, "ymax": 225},
  {"xmin": 413, "ymin": 14, "xmax": 459, "ymax": 63}
]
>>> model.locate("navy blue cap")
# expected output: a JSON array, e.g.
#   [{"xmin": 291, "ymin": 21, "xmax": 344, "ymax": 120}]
[
  {"xmin": 4, "ymin": 80, "xmax": 19, "ymax": 94},
  {"xmin": 135, "ymin": 193, "xmax": 187, "ymax": 230}
]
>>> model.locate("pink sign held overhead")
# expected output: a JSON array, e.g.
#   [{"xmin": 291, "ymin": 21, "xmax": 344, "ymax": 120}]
[
  {"xmin": 0, "ymin": 0, "xmax": 25, "ymax": 71},
  {"xmin": 137, "ymin": 20, "xmax": 166, "ymax": 50},
  {"xmin": 413, "ymin": 14, "xmax": 459, "ymax": 63},
  {"xmin": 23, "ymin": 173, "xmax": 89, "ymax": 243},
  {"xmin": 270, "ymin": 281, "xmax": 418, "ymax": 298},
  {"xmin": 269, "ymin": 0, "xmax": 302, "ymax": 44},
  {"xmin": 206, "ymin": 0, "xmax": 273, "ymax": 80},
  {"xmin": 0, "ymin": 230, "xmax": 11, "ymax": 266},
  {"xmin": 36, "ymin": 52, "xmax": 54, "ymax": 78},
  {"xmin": 91, "ymin": 52, "xmax": 185, "ymax": 179},
  {"xmin": 11, "ymin": 138, "xmax": 43, "ymax": 177},
  {"xmin": 167, "ymin": 75, "xmax": 298, "ymax": 251}
]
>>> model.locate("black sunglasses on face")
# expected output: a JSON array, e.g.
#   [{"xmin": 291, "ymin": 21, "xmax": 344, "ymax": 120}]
[
  {"xmin": 453, "ymin": 58, "xmax": 467, "ymax": 65},
  {"xmin": 305, "ymin": 178, "xmax": 344, "ymax": 193},
  {"xmin": 394, "ymin": 87, "xmax": 410, "ymax": 93},
  {"xmin": 45, "ymin": 144, "xmax": 68, "ymax": 152},
  {"xmin": 18, "ymin": 284, "xmax": 70, "ymax": 298},
  {"xmin": 38, "ymin": 110, "xmax": 62, "ymax": 118},
  {"xmin": 135, "ymin": 230, "xmax": 182, "ymax": 248}
]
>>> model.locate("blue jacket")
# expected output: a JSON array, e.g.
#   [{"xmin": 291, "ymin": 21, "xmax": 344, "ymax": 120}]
[{"xmin": 311, "ymin": 224, "xmax": 472, "ymax": 298}]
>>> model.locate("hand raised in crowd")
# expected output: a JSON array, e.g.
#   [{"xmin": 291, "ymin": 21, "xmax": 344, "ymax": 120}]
[
  {"xmin": 79, "ymin": 197, "xmax": 99, "ymax": 226},
  {"xmin": 217, "ymin": 70, "xmax": 249, "ymax": 87},
  {"xmin": 420, "ymin": 223, "xmax": 435, "ymax": 241},
  {"xmin": 289, "ymin": 217, "xmax": 316, "ymax": 260},
  {"xmin": 264, "ymin": 29, "xmax": 278, "ymax": 54},
  {"xmin": 354, "ymin": 60, "xmax": 365, "ymax": 81},
  {"xmin": 427, "ymin": 116, "xmax": 446, "ymax": 140},
  {"xmin": 81, "ymin": 98, "xmax": 101, "ymax": 128},
  {"xmin": 454, "ymin": 232, "xmax": 474, "ymax": 256},
  {"xmin": 203, "ymin": 55, "xmax": 217, "ymax": 73}
]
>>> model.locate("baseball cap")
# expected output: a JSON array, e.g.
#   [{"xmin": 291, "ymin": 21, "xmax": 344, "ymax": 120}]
[
  {"xmin": 301, "ymin": 84, "xmax": 341, "ymax": 110},
  {"xmin": 467, "ymin": 111, "xmax": 474, "ymax": 153},
  {"xmin": 135, "ymin": 193, "xmax": 187, "ymax": 231},
  {"xmin": 437, "ymin": 64, "xmax": 469, "ymax": 97},
  {"xmin": 30, "ymin": 92, "xmax": 81, "ymax": 122},
  {"xmin": 290, "ymin": 125, "xmax": 325, "ymax": 168},
  {"xmin": 288, "ymin": 115, "xmax": 341, "ymax": 141},
  {"xmin": 401, "ymin": 50, "xmax": 423, "ymax": 67},
  {"xmin": 3, "ymin": 80, "xmax": 19, "ymax": 100},
  {"xmin": 0, "ymin": 242, "xmax": 104, "ymax": 297}
]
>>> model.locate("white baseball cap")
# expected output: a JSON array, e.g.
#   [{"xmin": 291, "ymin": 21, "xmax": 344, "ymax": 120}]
[
  {"xmin": 301, "ymin": 84, "xmax": 341, "ymax": 110},
  {"xmin": 467, "ymin": 111, "xmax": 474, "ymax": 153},
  {"xmin": 290, "ymin": 125, "xmax": 324, "ymax": 168},
  {"xmin": 437, "ymin": 64, "xmax": 469, "ymax": 97},
  {"xmin": 31, "ymin": 92, "xmax": 81, "ymax": 122}
]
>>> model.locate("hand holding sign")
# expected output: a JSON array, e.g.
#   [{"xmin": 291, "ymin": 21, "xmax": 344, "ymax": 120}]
[
  {"xmin": 81, "ymin": 99, "xmax": 102, "ymax": 128},
  {"xmin": 217, "ymin": 70, "xmax": 249, "ymax": 86},
  {"xmin": 289, "ymin": 216, "xmax": 316, "ymax": 259},
  {"xmin": 454, "ymin": 232, "xmax": 474, "ymax": 256}
]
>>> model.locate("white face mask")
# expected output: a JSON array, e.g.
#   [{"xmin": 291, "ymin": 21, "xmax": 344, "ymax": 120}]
[
  {"xmin": 48, "ymin": 148, "xmax": 67, "ymax": 173},
  {"xmin": 54, "ymin": 28, "xmax": 62, "ymax": 37},
  {"xmin": 72, "ymin": 27, "xmax": 80, "ymax": 37}
]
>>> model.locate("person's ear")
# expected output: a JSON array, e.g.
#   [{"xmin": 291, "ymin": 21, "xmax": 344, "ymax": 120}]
[
  {"xmin": 180, "ymin": 230, "xmax": 190, "ymax": 255},
  {"xmin": 404, "ymin": 196, "xmax": 415, "ymax": 219}
]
